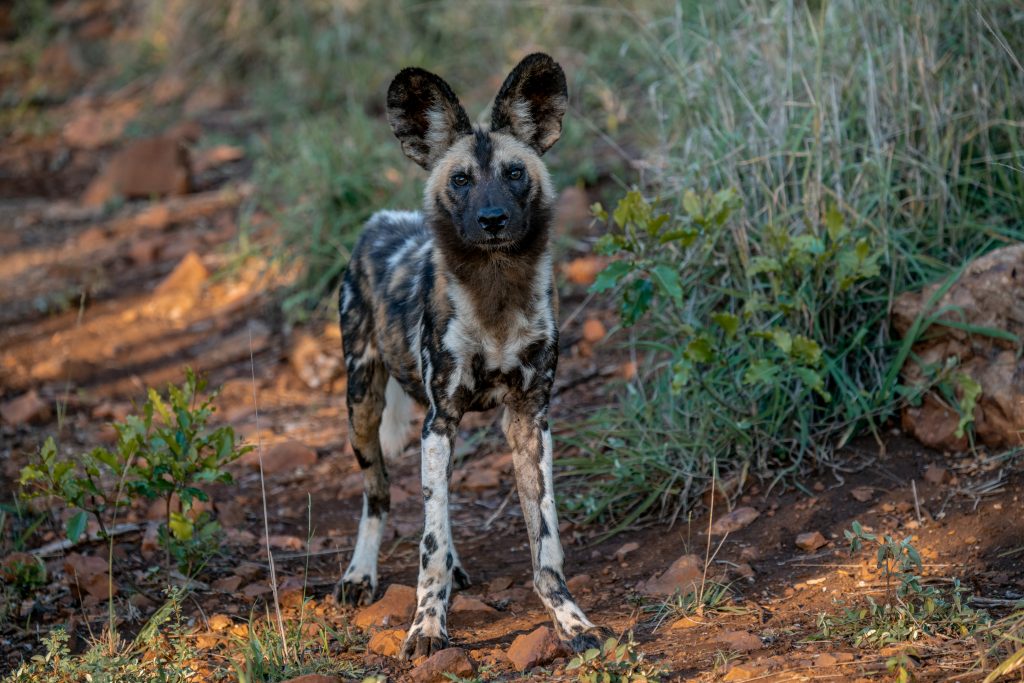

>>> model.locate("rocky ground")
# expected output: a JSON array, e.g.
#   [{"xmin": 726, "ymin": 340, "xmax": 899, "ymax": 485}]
[{"xmin": 1, "ymin": 4, "xmax": 1023, "ymax": 682}]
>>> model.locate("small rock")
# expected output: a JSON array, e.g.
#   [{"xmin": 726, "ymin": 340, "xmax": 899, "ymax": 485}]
[
  {"xmin": 715, "ymin": 630, "xmax": 762, "ymax": 652},
  {"xmin": 211, "ymin": 575, "xmax": 242, "ymax": 593},
  {"xmin": 82, "ymin": 136, "xmax": 191, "ymax": 206},
  {"xmin": 670, "ymin": 615, "xmax": 704, "ymax": 629},
  {"xmin": 208, "ymin": 614, "xmax": 232, "ymax": 631},
  {"xmin": 0, "ymin": 390, "xmax": 50, "ymax": 426},
  {"xmin": 353, "ymin": 584, "xmax": 416, "ymax": 629},
  {"xmin": 140, "ymin": 522, "xmax": 160, "ymax": 559},
  {"xmin": 506, "ymin": 626, "xmax": 567, "ymax": 672},
  {"xmin": 563, "ymin": 256, "xmax": 606, "ymax": 286},
  {"xmin": 449, "ymin": 595, "xmax": 499, "ymax": 627},
  {"xmin": 709, "ymin": 507, "xmax": 760, "ymax": 535},
  {"xmin": 240, "ymin": 440, "xmax": 317, "ymax": 475},
  {"xmin": 723, "ymin": 662, "xmax": 763, "ymax": 681},
  {"xmin": 795, "ymin": 531, "xmax": 828, "ymax": 552},
  {"xmin": 488, "ymin": 576, "xmax": 514, "ymax": 593},
  {"xmin": 850, "ymin": 487, "xmax": 874, "ymax": 502},
  {"xmin": 566, "ymin": 574, "xmax": 592, "ymax": 593},
  {"xmin": 642, "ymin": 554, "xmax": 704, "ymax": 596},
  {"xmin": 923, "ymin": 464, "xmax": 950, "ymax": 485},
  {"xmin": 193, "ymin": 144, "xmax": 246, "ymax": 174},
  {"xmin": 409, "ymin": 647, "xmax": 476, "ymax": 683},
  {"xmin": 63, "ymin": 553, "xmax": 115, "ymax": 601},
  {"xmin": 262, "ymin": 535, "xmax": 303, "ymax": 551},
  {"xmin": 581, "ymin": 318, "xmax": 606, "ymax": 343},
  {"xmin": 614, "ymin": 541, "xmax": 640, "ymax": 562},
  {"xmin": 289, "ymin": 331, "xmax": 342, "ymax": 390},
  {"xmin": 277, "ymin": 676, "xmax": 343, "ymax": 683},
  {"xmin": 733, "ymin": 563, "xmax": 755, "ymax": 580},
  {"xmin": 367, "ymin": 628, "xmax": 405, "ymax": 658},
  {"xmin": 815, "ymin": 653, "xmax": 838, "ymax": 667}
]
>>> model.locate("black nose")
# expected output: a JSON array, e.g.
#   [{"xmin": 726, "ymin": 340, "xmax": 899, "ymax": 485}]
[{"xmin": 477, "ymin": 207, "xmax": 509, "ymax": 234}]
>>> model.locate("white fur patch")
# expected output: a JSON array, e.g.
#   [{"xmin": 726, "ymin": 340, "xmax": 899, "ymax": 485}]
[{"xmin": 380, "ymin": 377, "xmax": 414, "ymax": 460}]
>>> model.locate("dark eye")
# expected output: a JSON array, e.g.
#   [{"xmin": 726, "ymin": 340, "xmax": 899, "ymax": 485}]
[
  {"xmin": 451, "ymin": 173, "xmax": 470, "ymax": 187},
  {"xmin": 508, "ymin": 168, "xmax": 523, "ymax": 181}
]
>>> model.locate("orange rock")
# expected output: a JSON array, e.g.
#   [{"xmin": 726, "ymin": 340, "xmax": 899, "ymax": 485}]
[
  {"xmin": 642, "ymin": 554, "xmax": 704, "ymax": 596},
  {"xmin": 409, "ymin": 648, "xmax": 476, "ymax": 682},
  {"xmin": 82, "ymin": 136, "xmax": 191, "ymax": 206},
  {"xmin": 353, "ymin": 584, "xmax": 416, "ymax": 629},
  {"xmin": 795, "ymin": 531, "xmax": 828, "ymax": 552},
  {"xmin": 0, "ymin": 390, "xmax": 50, "ymax": 426},
  {"xmin": 563, "ymin": 256, "xmax": 606, "ymax": 286},
  {"xmin": 506, "ymin": 626, "xmax": 567, "ymax": 672},
  {"xmin": 367, "ymin": 628, "xmax": 405, "ymax": 658},
  {"xmin": 582, "ymin": 318, "xmax": 606, "ymax": 343},
  {"xmin": 709, "ymin": 507, "xmax": 760, "ymax": 535}
]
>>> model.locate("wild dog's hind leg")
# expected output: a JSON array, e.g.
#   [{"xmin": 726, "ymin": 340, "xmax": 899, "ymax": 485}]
[
  {"xmin": 334, "ymin": 281, "xmax": 390, "ymax": 606},
  {"xmin": 504, "ymin": 407, "xmax": 606, "ymax": 651}
]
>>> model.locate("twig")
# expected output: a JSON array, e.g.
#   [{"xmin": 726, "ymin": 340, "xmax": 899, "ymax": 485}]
[
  {"xmin": 249, "ymin": 326, "xmax": 290, "ymax": 663},
  {"xmin": 911, "ymin": 479, "xmax": 923, "ymax": 525},
  {"xmin": 30, "ymin": 523, "xmax": 141, "ymax": 557}
]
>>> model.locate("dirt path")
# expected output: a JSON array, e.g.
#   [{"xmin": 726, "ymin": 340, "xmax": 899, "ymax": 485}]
[{"xmin": 1, "ymin": 25, "xmax": 1021, "ymax": 683}]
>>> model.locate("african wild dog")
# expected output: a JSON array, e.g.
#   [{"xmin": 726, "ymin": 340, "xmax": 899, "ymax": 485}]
[{"xmin": 334, "ymin": 53, "xmax": 605, "ymax": 659}]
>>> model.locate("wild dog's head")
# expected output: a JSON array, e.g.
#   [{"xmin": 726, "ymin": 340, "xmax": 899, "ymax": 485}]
[{"xmin": 387, "ymin": 53, "xmax": 567, "ymax": 253}]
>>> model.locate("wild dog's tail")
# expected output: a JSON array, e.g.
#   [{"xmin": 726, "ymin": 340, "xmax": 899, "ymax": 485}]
[{"xmin": 379, "ymin": 376, "xmax": 415, "ymax": 460}]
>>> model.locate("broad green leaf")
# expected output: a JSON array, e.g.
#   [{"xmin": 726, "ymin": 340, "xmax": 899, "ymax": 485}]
[
  {"xmin": 790, "ymin": 335, "xmax": 823, "ymax": 366},
  {"xmin": 682, "ymin": 189, "xmax": 702, "ymax": 221},
  {"xmin": 590, "ymin": 261, "xmax": 632, "ymax": 293},
  {"xmin": 954, "ymin": 372, "xmax": 982, "ymax": 438},
  {"xmin": 169, "ymin": 512, "xmax": 194, "ymax": 541},
  {"xmin": 769, "ymin": 329, "xmax": 792, "ymax": 354},
  {"xmin": 659, "ymin": 227, "xmax": 699, "ymax": 245},
  {"xmin": 711, "ymin": 312, "xmax": 740, "ymax": 339},
  {"xmin": 66, "ymin": 511, "xmax": 88, "ymax": 543},
  {"xmin": 790, "ymin": 235, "xmax": 824, "ymax": 256},
  {"xmin": 743, "ymin": 359, "xmax": 779, "ymax": 385},
  {"xmin": 650, "ymin": 264, "xmax": 682, "ymax": 306},
  {"xmin": 684, "ymin": 336, "xmax": 714, "ymax": 363},
  {"xmin": 825, "ymin": 205, "xmax": 846, "ymax": 241},
  {"xmin": 620, "ymin": 278, "xmax": 654, "ymax": 325},
  {"xmin": 747, "ymin": 256, "xmax": 781, "ymax": 277},
  {"xmin": 590, "ymin": 202, "xmax": 608, "ymax": 222}
]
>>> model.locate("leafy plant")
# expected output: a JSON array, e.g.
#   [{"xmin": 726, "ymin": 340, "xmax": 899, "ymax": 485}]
[
  {"xmin": 19, "ymin": 436, "xmax": 135, "ymax": 543},
  {"xmin": 3, "ymin": 589, "xmax": 196, "ymax": 683},
  {"xmin": 569, "ymin": 190, "xmax": 890, "ymax": 527},
  {"xmin": 124, "ymin": 368, "xmax": 251, "ymax": 572},
  {"xmin": 816, "ymin": 522, "xmax": 989, "ymax": 647},
  {"xmin": 19, "ymin": 369, "xmax": 250, "ymax": 574},
  {"xmin": 566, "ymin": 634, "xmax": 664, "ymax": 683},
  {"xmin": 642, "ymin": 581, "xmax": 739, "ymax": 631}
]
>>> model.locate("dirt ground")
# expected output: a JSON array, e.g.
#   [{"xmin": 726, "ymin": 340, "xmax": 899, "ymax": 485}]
[{"xmin": 1, "ymin": 8, "xmax": 1023, "ymax": 683}]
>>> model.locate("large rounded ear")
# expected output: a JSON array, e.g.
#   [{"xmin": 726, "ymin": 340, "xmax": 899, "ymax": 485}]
[
  {"xmin": 490, "ymin": 53, "xmax": 568, "ymax": 155},
  {"xmin": 387, "ymin": 67, "xmax": 472, "ymax": 169}
]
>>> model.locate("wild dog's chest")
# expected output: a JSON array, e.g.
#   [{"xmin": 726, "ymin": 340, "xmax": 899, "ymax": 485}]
[{"xmin": 431, "ymin": 293, "xmax": 555, "ymax": 409}]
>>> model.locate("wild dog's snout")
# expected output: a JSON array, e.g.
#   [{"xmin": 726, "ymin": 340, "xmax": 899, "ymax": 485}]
[{"xmin": 477, "ymin": 207, "xmax": 509, "ymax": 234}]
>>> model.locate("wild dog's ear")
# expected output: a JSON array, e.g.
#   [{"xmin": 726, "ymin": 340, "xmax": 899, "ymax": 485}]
[
  {"xmin": 387, "ymin": 67, "xmax": 472, "ymax": 169},
  {"xmin": 490, "ymin": 53, "xmax": 568, "ymax": 155}
]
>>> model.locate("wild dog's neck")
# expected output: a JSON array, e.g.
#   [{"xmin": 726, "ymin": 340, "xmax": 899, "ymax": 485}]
[{"xmin": 431, "ymin": 221, "xmax": 553, "ymax": 335}]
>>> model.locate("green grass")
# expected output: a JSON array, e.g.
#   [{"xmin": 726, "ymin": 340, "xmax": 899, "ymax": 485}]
[{"xmin": 558, "ymin": 0, "xmax": 1024, "ymax": 525}]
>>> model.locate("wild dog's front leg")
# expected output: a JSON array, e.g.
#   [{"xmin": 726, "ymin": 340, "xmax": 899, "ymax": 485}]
[
  {"xmin": 401, "ymin": 408, "xmax": 460, "ymax": 660},
  {"xmin": 504, "ymin": 408, "xmax": 606, "ymax": 651}
]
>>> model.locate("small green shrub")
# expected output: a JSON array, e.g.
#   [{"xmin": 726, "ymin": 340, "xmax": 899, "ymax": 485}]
[
  {"xmin": 566, "ymin": 634, "xmax": 664, "ymax": 683},
  {"xmin": 642, "ymin": 581, "xmax": 738, "ymax": 631},
  {"xmin": 19, "ymin": 369, "xmax": 250, "ymax": 574},
  {"xmin": 816, "ymin": 521, "xmax": 989, "ymax": 647},
  {"xmin": 3, "ymin": 589, "xmax": 195, "ymax": 683}
]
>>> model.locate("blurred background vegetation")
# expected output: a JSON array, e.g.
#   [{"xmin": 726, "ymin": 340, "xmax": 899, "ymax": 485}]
[{"xmin": 7, "ymin": 0, "xmax": 1024, "ymax": 528}]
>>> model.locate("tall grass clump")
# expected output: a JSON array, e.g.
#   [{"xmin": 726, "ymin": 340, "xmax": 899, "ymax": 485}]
[{"xmin": 563, "ymin": 0, "xmax": 1024, "ymax": 527}]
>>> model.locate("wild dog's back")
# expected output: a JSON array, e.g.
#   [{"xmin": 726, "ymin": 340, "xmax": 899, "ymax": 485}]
[{"xmin": 340, "ymin": 209, "xmax": 432, "ymax": 404}]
